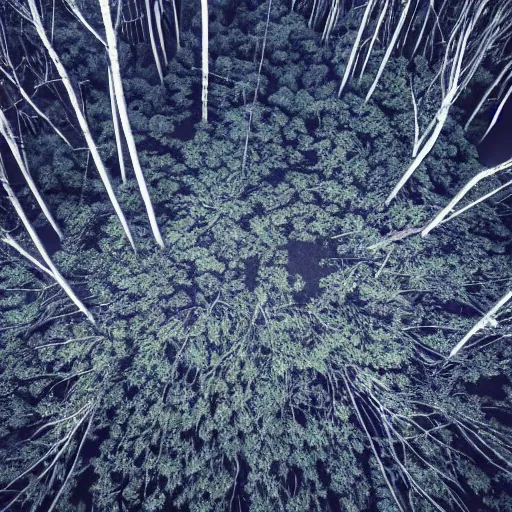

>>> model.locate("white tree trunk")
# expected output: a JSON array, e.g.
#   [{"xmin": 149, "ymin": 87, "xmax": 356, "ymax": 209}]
[
  {"xmin": 358, "ymin": 0, "xmax": 389, "ymax": 83},
  {"xmin": 154, "ymin": 0, "xmax": 169, "ymax": 66},
  {"xmin": 386, "ymin": 17, "xmax": 475, "ymax": 204},
  {"xmin": 27, "ymin": 0, "xmax": 135, "ymax": 251},
  {"xmin": 63, "ymin": 0, "xmax": 106, "ymax": 46},
  {"xmin": 386, "ymin": 104, "xmax": 450, "ymax": 205},
  {"xmin": 0, "ymin": 161, "xmax": 95, "ymax": 324},
  {"xmin": 170, "ymin": 0, "xmax": 181, "ymax": 49},
  {"xmin": 422, "ymin": 157, "xmax": 512, "ymax": 236},
  {"xmin": 411, "ymin": 1, "xmax": 431, "ymax": 58},
  {"xmin": 322, "ymin": 0, "xmax": 340, "ymax": 42},
  {"xmin": 441, "ymin": 177, "xmax": 512, "ymax": 225},
  {"xmin": 478, "ymin": 83, "xmax": 512, "ymax": 144},
  {"xmin": 145, "ymin": 0, "xmax": 164, "ymax": 84},
  {"xmin": 108, "ymin": 65, "xmax": 127, "ymax": 183},
  {"xmin": 449, "ymin": 290, "xmax": 512, "ymax": 358},
  {"xmin": 338, "ymin": 0, "xmax": 376, "ymax": 96},
  {"xmin": 308, "ymin": 0, "xmax": 318, "ymax": 29},
  {"xmin": 365, "ymin": 0, "xmax": 411, "ymax": 103},
  {"xmin": 201, "ymin": 0, "xmax": 209, "ymax": 123},
  {"xmin": 0, "ymin": 108, "xmax": 63, "ymax": 239},
  {"xmin": 1, "ymin": 231, "xmax": 53, "ymax": 277},
  {"xmin": 464, "ymin": 61, "xmax": 512, "ymax": 132},
  {"xmin": 0, "ymin": 64, "xmax": 71, "ymax": 147},
  {"xmin": 100, "ymin": 0, "xmax": 165, "ymax": 248}
]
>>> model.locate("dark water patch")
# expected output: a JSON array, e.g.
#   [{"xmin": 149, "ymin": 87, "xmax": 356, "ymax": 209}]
[
  {"xmin": 174, "ymin": 116, "xmax": 197, "ymax": 142},
  {"xmin": 478, "ymin": 95, "xmax": 512, "ymax": 167},
  {"xmin": 293, "ymin": 407, "xmax": 307, "ymax": 427},
  {"xmin": 305, "ymin": 116, "xmax": 320, "ymax": 134},
  {"xmin": 443, "ymin": 300, "xmax": 481, "ymax": 317},
  {"xmin": 316, "ymin": 459, "xmax": 331, "ymax": 487},
  {"xmin": 483, "ymin": 405, "xmax": 512, "ymax": 428},
  {"xmin": 35, "ymin": 224, "xmax": 61, "ymax": 256},
  {"xmin": 263, "ymin": 166, "xmax": 286, "ymax": 186},
  {"xmin": 465, "ymin": 374, "xmax": 509, "ymax": 401},
  {"xmin": 302, "ymin": 148, "xmax": 318, "ymax": 166},
  {"xmin": 70, "ymin": 465, "xmax": 97, "ymax": 510},
  {"xmin": 140, "ymin": 136, "xmax": 172, "ymax": 154},
  {"xmin": 244, "ymin": 255, "xmax": 259, "ymax": 291},
  {"xmin": 287, "ymin": 239, "xmax": 337, "ymax": 303},
  {"xmin": 284, "ymin": 465, "xmax": 303, "ymax": 498}
]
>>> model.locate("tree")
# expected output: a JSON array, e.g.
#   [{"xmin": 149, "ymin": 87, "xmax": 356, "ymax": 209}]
[
  {"xmin": 6, "ymin": 0, "xmax": 136, "ymax": 250},
  {"xmin": 99, "ymin": 0, "xmax": 164, "ymax": 247},
  {"xmin": 0, "ymin": 155, "xmax": 95, "ymax": 323},
  {"xmin": 1, "ymin": 1, "xmax": 511, "ymax": 511},
  {"xmin": 0, "ymin": 108, "xmax": 63, "ymax": 239}
]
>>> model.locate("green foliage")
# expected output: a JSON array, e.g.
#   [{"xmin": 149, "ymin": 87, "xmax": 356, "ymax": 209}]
[{"xmin": 1, "ymin": 1, "xmax": 511, "ymax": 512}]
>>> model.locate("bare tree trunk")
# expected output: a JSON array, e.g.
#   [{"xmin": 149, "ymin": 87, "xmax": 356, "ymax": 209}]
[
  {"xmin": 448, "ymin": 290, "xmax": 512, "ymax": 358},
  {"xmin": 322, "ymin": 0, "xmax": 340, "ymax": 42},
  {"xmin": 0, "ymin": 157, "xmax": 95, "ymax": 324},
  {"xmin": 63, "ymin": 0, "xmax": 106, "ymax": 45},
  {"xmin": 145, "ymin": 0, "xmax": 164, "ymax": 84},
  {"xmin": 201, "ymin": 0, "xmax": 209, "ymax": 123},
  {"xmin": 0, "ymin": 108, "xmax": 63, "ymax": 239},
  {"xmin": 100, "ymin": 0, "xmax": 164, "ymax": 248},
  {"xmin": 338, "ymin": 0, "xmax": 376, "ymax": 96},
  {"xmin": 421, "ymin": 157, "xmax": 512, "ymax": 235},
  {"xmin": 170, "ymin": 0, "xmax": 181, "ymax": 49},
  {"xmin": 108, "ymin": 65, "xmax": 127, "ymax": 183},
  {"xmin": 464, "ymin": 60, "xmax": 512, "ymax": 132},
  {"xmin": 358, "ymin": 0, "xmax": 389, "ymax": 83},
  {"xmin": 478, "ymin": 82, "xmax": 512, "ymax": 143},
  {"xmin": 365, "ymin": 0, "xmax": 412, "ymax": 103},
  {"xmin": 241, "ymin": 0, "xmax": 272, "ymax": 175},
  {"xmin": 386, "ymin": 2, "xmax": 480, "ymax": 204},
  {"xmin": 1, "ymin": 231, "xmax": 53, "ymax": 277},
  {"xmin": 154, "ymin": 0, "xmax": 169, "ymax": 66},
  {"xmin": 26, "ymin": 0, "xmax": 136, "ymax": 251},
  {"xmin": 0, "ymin": 20, "xmax": 72, "ymax": 147}
]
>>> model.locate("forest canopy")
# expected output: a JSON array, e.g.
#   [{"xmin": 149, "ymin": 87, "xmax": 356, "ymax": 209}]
[{"xmin": 0, "ymin": 0, "xmax": 511, "ymax": 511}]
